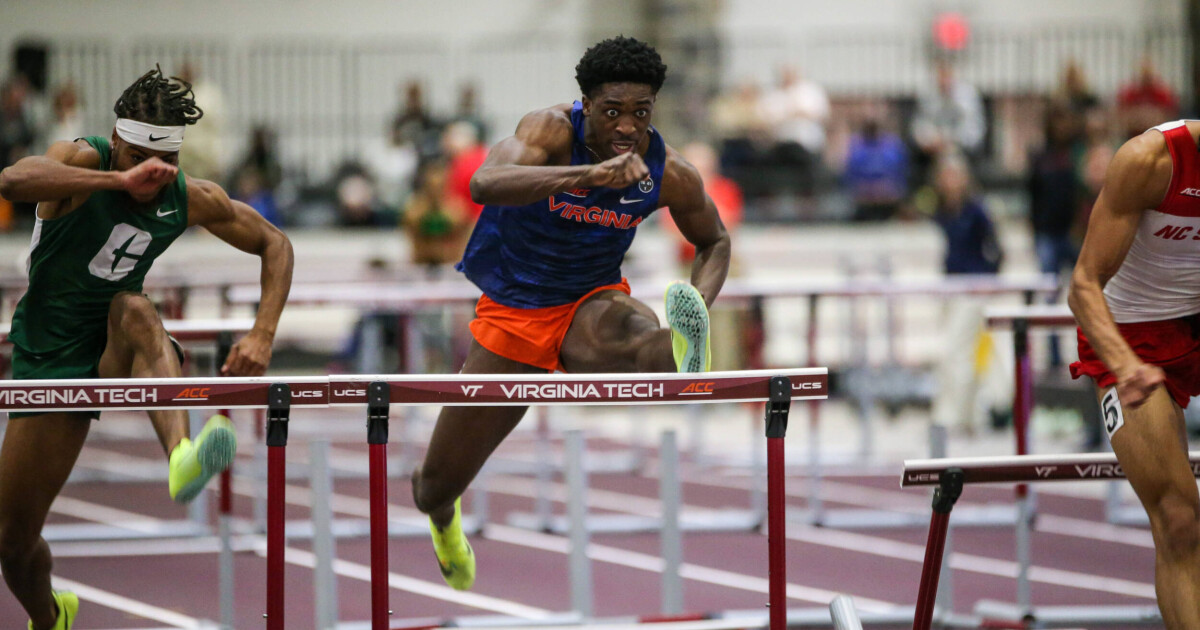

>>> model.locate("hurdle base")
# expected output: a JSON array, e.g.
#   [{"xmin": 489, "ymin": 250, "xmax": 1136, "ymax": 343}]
[
  {"xmin": 42, "ymin": 520, "xmax": 211, "ymax": 542},
  {"xmin": 721, "ymin": 605, "xmax": 917, "ymax": 627},
  {"xmin": 371, "ymin": 612, "xmax": 585, "ymax": 629},
  {"xmin": 1106, "ymin": 504, "xmax": 1150, "ymax": 526},
  {"xmin": 485, "ymin": 450, "xmax": 643, "ymax": 476},
  {"xmin": 787, "ymin": 504, "xmax": 1018, "ymax": 529},
  {"xmin": 506, "ymin": 509, "xmax": 761, "ymax": 534},
  {"xmin": 975, "ymin": 599, "xmax": 1162, "ymax": 627}
]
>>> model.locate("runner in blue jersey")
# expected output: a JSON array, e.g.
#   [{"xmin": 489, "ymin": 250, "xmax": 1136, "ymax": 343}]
[{"xmin": 412, "ymin": 36, "xmax": 731, "ymax": 591}]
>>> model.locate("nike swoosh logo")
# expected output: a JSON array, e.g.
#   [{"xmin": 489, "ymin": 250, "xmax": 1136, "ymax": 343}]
[
  {"xmin": 619, "ymin": 196, "xmax": 640, "ymax": 204},
  {"xmin": 156, "ymin": 208, "xmax": 178, "ymax": 217},
  {"xmin": 148, "ymin": 134, "xmax": 169, "ymax": 142}
]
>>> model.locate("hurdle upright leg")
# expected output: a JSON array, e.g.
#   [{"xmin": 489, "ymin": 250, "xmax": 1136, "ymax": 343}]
[
  {"xmin": 765, "ymin": 376, "xmax": 793, "ymax": 630},
  {"xmin": 367, "ymin": 382, "xmax": 392, "ymax": 629},
  {"xmin": 913, "ymin": 468, "xmax": 964, "ymax": 630},
  {"xmin": 265, "ymin": 384, "xmax": 292, "ymax": 630}
]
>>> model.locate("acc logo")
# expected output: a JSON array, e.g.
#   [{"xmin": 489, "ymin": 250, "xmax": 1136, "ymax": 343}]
[
  {"xmin": 174, "ymin": 387, "xmax": 211, "ymax": 401},
  {"xmin": 564, "ymin": 188, "xmax": 591, "ymax": 197},
  {"xmin": 638, "ymin": 177, "xmax": 653, "ymax": 194},
  {"xmin": 680, "ymin": 382, "xmax": 715, "ymax": 395}
]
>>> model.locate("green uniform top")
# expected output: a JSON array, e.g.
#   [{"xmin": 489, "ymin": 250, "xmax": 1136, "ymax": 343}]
[{"xmin": 9, "ymin": 136, "xmax": 189, "ymax": 354}]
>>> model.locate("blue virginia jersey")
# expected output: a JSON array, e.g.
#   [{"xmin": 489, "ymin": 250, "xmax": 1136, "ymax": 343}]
[{"xmin": 456, "ymin": 101, "xmax": 666, "ymax": 308}]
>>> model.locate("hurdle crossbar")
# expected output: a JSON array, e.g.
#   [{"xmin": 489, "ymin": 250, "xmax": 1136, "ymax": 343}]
[
  {"xmin": 903, "ymin": 451, "xmax": 1200, "ymax": 486},
  {"xmin": 1, "ymin": 368, "xmax": 824, "ymax": 630}
]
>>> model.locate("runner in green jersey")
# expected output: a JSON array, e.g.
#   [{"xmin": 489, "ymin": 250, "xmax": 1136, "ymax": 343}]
[{"xmin": 0, "ymin": 67, "xmax": 293, "ymax": 630}]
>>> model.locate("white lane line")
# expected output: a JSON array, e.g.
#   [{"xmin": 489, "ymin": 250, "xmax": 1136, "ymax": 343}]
[
  {"xmin": 49, "ymin": 496, "xmax": 175, "ymax": 534},
  {"xmin": 48, "ymin": 576, "xmax": 204, "ymax": 628},
  {"xmin": 481, "ymin": 474, "xmax": 1157, "ymax": 600},
  {"xmin": 263, "ymin": 545, "xmax": 555, "ymax": 619}
]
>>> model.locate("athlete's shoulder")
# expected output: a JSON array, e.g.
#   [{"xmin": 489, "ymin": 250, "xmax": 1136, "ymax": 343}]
[
  {"xmin": 660, "ymin": 144, "xmax": 704, "ymax": 205},
  {"xmin": 1106, "ymin": 128, "xmax": 1172, "ymax": 210},
  {"xmin": 47, "ymin": 138, "xmax": 102, "ymax": 170},
  {"xmin": 511, "ymin": 103, "xmax": 576, "ymax": 160},
  {"xmin": 185, "ymin": 175, "xmax": 233, "ymax": 220}
]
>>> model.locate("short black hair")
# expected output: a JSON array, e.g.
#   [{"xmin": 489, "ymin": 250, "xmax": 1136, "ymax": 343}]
[
  {"xmin": 113, "ymin": 65, "xmax": 203, "ymax": 126},
  {"xmin": 575, "ymin": 36, "xmax": 667, "ymax": 98}
]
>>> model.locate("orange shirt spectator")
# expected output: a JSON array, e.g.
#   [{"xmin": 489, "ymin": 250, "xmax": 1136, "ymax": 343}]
[
  {"xmin": 442, "ymin": 121, "xmax": 489, "ymax": 221},
  {"xmin": 661, "ymin": 142, "xmax": 743, "ymax": 264}
]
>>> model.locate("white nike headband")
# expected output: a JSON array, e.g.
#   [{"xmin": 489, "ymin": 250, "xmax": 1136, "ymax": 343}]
[{"xmin": 114, "ymin": 118, "xmax": 185, "ymax": 152}]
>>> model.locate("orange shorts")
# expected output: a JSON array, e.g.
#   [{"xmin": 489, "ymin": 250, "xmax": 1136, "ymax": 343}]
[{"xmin": 470, "ymin": 280, "xmax": 632, "ymax": 372}]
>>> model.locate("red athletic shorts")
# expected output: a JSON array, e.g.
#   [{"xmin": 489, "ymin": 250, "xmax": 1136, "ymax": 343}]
[
  {"xmin": 1070, "ymin": 315, "xmax": 1200, "ymax": 408},
  {"xmin": 469, "ymin": 279, "xmax": 632, "ymax": 372}
]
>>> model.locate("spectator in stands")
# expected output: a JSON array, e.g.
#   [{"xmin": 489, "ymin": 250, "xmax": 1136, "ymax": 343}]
[
  {"xmin": 0, "ymin": 77, "xmax": 35, "ymax": 170},
  {"xmin": 1028, "ymin": 101, "xmax": 1084, "ymax": 365},
  {"xmin": 42, "ymin": 83, "xmax": 83, "ymax": 149},
  {"xmin": 333, "ymin": 162, "xmax": 390, "ymax": 227},
  {"xmin": 441, "ymin": 121, "xmax": 488, "ymax": 223},
  {"xmin": 930, "ymin": 151, "xmax": 1001, "ymax": 275},
  {"xmin": 709, "ymin": 81, "xmax": 770, "ymax": 191},
  {"xmin": 404, "ymin": 160, "xmax": 469, "ymax": 272},
  {"xmin": 365, "ymin": 117, "xmax": 420, "ymax": 217},
  {"xmin": 0, "ymin": 76, "xmax": 36, "ymax": 231},
  {"xmin": 450, "ymin": 82, "xmax": 488, "ymax": 143},
  {"xmin": 1056, "ymin": 60, "xmax": 1100, "ymax": 116},
  {"xmin": 231, "ymin": 126, "xmax": 284, "ymax": 227},
  {"xmin": 176, "ymin": 61, "xmax": 226, "ymax": 182},
  {"xmin": 1117, "ymin": 56, "xmax": 1179, "ymax": 139},
  {"xmin": 927, "ymin": 151, "xmax": 1009, "ymax": 433},
  {"xmin": 761, "ymin": 66, "xmax": 829, "ymax": 196},
  {"xmin": 392, "ymin": 80, "xmax": 441, "ymax": 162},
  {"xmin": 843, "ymin": 110, "xmax": 909, "ymax": 222},
  {"xmin": 911, "ymin": 60, "xmax": 986, "ymax": 184}
]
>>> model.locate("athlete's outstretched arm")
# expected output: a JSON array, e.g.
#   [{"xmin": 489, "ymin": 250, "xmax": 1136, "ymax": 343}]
[
  {"xmin": 187, "ymin": 178, "xmax": 294, "ymax": 376},
  {"xmin": 661, "ymin": 153, "xmax": 730, "ymax": 307},
  {"xmin": 0, "ymin": 140, "xmax": 174, "ymax": 213},
  {"xmin": 470, "ymin": 107, "xmax": 649, "ymax": 206},
  {"xmin": 1068, "ymin": 130, "xmax": 1171, "ymax": 407}
]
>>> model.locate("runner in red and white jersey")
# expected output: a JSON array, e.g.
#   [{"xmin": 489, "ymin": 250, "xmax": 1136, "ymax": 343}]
[{"xmin": 1069, "ymin": 119, "xmax": 1200, "ymax": 629}]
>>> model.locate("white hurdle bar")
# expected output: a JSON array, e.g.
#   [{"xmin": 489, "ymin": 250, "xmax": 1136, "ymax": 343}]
[
  {"xmin": 0, "ymin": 367, "xmax": 826, "ymax": 630},
  {"xmin": 895, "ymin": 451, "xmax": 1182, "ymax": 629}
]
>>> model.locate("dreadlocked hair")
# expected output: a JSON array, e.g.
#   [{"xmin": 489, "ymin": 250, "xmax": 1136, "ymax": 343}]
[
  {"xmin": 575, "ymin": 36, "xmax": 667, "ymax": 98},
  {"xmin": 113, "ymin": 64, "xmax": 203, "ymax": 126}
]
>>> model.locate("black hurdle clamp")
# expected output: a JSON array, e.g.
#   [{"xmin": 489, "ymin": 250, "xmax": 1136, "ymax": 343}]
[
  {"xmin": 764, "ymin": 375, "xmax": 792, "ymax": 438},
  {"xmin": 932, "ymin": 467, "xmax": 964, "ymax": 514},
  {"xmin": 266, "ymin": 383, "xmax": 291, "ymax": 447},
  {"xmin": 367, "ymin": 381, "xmax": 391, "ymax": 445}
]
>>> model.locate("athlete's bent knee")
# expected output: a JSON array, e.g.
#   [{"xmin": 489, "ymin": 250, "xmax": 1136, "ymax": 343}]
[{"xmin": 1151, "ymin": 493, "xmax": 1200, "ymax": 558}]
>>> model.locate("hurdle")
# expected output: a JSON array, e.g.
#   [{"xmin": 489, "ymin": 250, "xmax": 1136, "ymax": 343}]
[
  {"xmin": 0, "ymin": 367, "xmax": 823, "ymax": 630},
  {"xmin": 884, "ymin": 452, "xmax": 1177, "ymax": 629}
]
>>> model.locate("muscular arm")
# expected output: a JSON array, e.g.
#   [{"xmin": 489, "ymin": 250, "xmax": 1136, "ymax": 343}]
[
  {"xmin": 1067, "ymin": 130, "xmax": 1171, "ymax": 405},
  {"xmin": 469, "ymin": 106, "xmax": 649, "ymax": 206},
  {"xmin": 188, "ymin": 178, "xmax": 294, "ymax": 375},
  {"xmin": 0, "ymin": 139, "xmax": 179, "ymax": 218},
  {"xmin": 0, "ymin": 141, "xmax": 111, "ymax": 214},
  {"xmin": 660, "ymin": 151, "xmax": 731, "ymax": 307}
]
